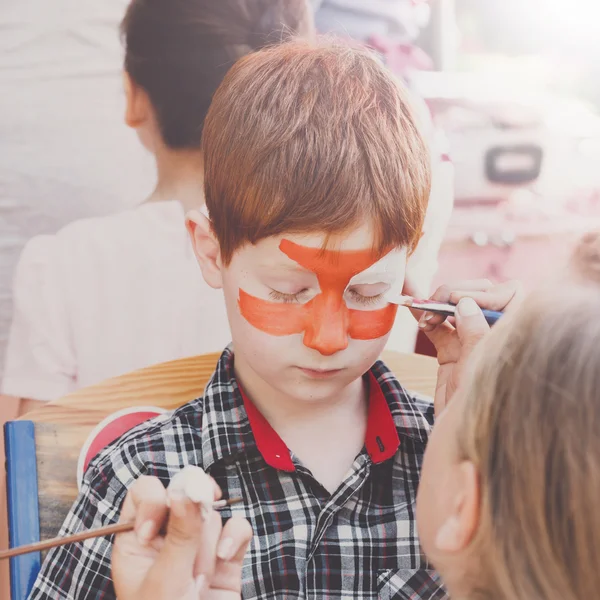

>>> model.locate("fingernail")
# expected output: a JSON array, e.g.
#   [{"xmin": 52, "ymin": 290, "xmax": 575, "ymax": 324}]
[
  {"xmin": 195, "ymin": 574, "xmax": 207, "ymax": 596},
  {"xmin": 424, "ymin": 313, "xmax": 434, "ymax": 322},
  {"xmin": 137, "ymin": 520, "xmax": 155, "ymax": 546},
  {"xmin": 217, "ymin": 537, "xmax": 235, "ymax": 561},
  {"xmin": 457, "ymin": 297, "xmax": 480, "ymax": 317},
  {"xmin": 418, "ymin": 320, "xmax": 427, "ymax": 329}
]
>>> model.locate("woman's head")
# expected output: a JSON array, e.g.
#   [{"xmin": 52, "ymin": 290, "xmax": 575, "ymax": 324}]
[
  {"xmin": 418, "ymin": 231, "xmax": 600, "ymax": 600},
  {"xmin": 121, "ymin": 0, "xmax": 314, "ymax": 152}
]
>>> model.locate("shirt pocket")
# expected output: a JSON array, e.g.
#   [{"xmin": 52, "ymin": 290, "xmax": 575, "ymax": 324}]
[{"xmin": 377, "ymin": 568, "xmax": 448, "ymax": 600}]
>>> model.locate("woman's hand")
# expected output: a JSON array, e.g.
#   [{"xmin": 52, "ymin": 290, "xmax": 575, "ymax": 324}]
[
  {"xmin": 418, "ymin": 280, "xmax": 523, "ymax": 415},
  {"xmin": 112, "ymin": 466, "xmax": 252, "ymax": 600}
]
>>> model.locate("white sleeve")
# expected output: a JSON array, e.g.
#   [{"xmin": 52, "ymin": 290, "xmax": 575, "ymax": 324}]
[
  {"xmin": 386, "ymin": 157, "xmax": 454, "ymax": 354},
  {"xmin": 406, "ymin": 153, "xmax": 455, "ymax": 297},
  {"xmin": 1, "ymin": 235, "xmax": 76, "ymax": 401}
]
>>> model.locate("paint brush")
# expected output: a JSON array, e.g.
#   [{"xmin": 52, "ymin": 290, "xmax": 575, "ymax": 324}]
[
  {"xmin": 0, "ymin": 497, "xmax": 243, "ymax": 561},
  {"xmin": 386, "ymin": 295, "xmax": 504, "ymax": 326}
]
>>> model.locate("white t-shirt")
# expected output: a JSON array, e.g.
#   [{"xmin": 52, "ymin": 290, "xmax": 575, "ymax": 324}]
[
  {"xmin": 0, "ymin": 0, "xmax": 154, "ymax": 382},
  {"xmin": 1, "ymin": 202, "xmax": 231, "ymax": 401}
]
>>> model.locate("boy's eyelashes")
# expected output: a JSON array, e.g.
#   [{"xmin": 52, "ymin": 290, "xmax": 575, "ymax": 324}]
[
  {"xmin": 267, "ymin": 287, "xmax": 388, "ymax": 306},
  {"xmin": 346, "ymin": 288, "xmax": 386, "ymax": 306},
  {"xmin": 268, "ymin": 288, "xmax": 311, "ymax": 304}
]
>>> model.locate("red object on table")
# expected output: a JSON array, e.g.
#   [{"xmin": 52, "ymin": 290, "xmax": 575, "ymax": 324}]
[{"xmin": 77, "ymin": 407, "xmax": 164, "ymax": 487}]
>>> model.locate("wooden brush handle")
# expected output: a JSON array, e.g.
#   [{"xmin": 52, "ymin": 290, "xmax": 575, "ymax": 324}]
[
  {"xmin": 0, "ymin": 521, "xmax": 134, "ymax": 560},
  {"xmin": 0, "ymin": 497, "xmax": 242, "ymax": 560}
]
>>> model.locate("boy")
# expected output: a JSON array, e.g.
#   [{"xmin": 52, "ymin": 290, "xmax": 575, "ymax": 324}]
[{"xmin": 29, "ymin": 39, "xmax": 444, "ymax": 599}]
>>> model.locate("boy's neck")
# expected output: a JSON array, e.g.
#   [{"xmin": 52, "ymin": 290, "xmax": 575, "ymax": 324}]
[
  {"xmin": 146, "ymin": 146, "xmax": 205, "ymax": 213},
  {"xmin": 234, "ymin": 354, "xmax": 369, "ymax": 493}
]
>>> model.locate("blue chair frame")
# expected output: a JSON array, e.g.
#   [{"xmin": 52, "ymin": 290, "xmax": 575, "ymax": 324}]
[{"xmin": 4, "ymin": 421, "xmax": 41, "ymax": 600}]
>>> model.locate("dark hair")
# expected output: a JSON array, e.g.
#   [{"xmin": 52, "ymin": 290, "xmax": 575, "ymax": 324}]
[{"xmin": 121, "ymin": 0, "xmax": 313, "ymax": 149}]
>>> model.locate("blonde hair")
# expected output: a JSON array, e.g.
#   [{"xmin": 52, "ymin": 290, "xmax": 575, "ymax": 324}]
[{"xmin": 458, "ymin": 232, "xmax": 600, "ymax": 600}]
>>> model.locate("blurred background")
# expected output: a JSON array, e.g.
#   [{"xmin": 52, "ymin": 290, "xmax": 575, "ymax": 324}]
[
  {"xmin": 312, "ymin": 0, "xmax": 600, "ymax": 354},
  {"xmin": 417, "ymin": 0, "xmax": 600, "ymax": 291},
  {"xmin": 2, "ymin": 0, "xmax": 600, "ymax": 385}
]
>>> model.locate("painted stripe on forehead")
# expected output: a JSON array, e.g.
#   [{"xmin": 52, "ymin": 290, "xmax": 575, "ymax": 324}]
[{"xmin": 279, "ymin": 239, "xmax": 384, "ymax": 281}]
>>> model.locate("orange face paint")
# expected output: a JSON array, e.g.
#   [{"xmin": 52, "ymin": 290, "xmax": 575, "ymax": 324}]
[{"xmin": 238, "ymin": 239, "xmax": 398, "ymax": 356}]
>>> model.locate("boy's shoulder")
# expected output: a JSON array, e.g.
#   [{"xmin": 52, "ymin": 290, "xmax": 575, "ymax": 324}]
[
  {"xmin": 83, "ymin": 347, "xmax": 241, "ymax": 492},
  {"xmin": 84, "ymin": 398, "xmax": 207, "ymax": 493}
]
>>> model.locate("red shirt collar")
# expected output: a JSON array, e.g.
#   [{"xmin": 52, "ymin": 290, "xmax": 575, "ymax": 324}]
[{"xmin": 239, "ymin": 371, "xmax": 400, "ymax": 472}]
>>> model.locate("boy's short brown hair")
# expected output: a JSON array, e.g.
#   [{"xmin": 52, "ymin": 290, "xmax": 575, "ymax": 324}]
[{"xmin": 203, "ymin": 38, "xmax": 431, "ymax": 263}]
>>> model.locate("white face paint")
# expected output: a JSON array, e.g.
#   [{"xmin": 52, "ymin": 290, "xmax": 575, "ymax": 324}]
[{"xmin": 344, "ymin": 248, "xmax": 408, "ymax": 310}]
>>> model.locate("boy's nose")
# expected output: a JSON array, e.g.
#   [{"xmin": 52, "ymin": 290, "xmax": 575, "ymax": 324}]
[{"xmin": 303, "ymin": 294, "xmax": 349, "ymax": 356}]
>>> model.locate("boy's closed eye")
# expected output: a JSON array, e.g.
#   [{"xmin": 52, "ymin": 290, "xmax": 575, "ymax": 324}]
[
  {"xmin": 346, "ymin": 283, "xmax": 391, "ymax": 308},
  {"xmin": 267, "ymin": 283, "xmax": 392, "ymax": 307},
  {"xmin": 268, "ymin": 288, "xmax": 313, "ymax": 304}
]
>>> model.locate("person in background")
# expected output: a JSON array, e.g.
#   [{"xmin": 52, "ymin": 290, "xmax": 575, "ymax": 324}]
[
  {"xmin": 0, "ymin": 6, "xmax": 154, "ymax": 593},
  {"xmin": 1, "ymin": 0, "xmax": 314, "ymax": 410},
  {"xmin": 312, "ymin": 0, "xmax": 454, "ymax": 354},
  {"xmin": 0, "ymin": 0, "xmax": 153, "ymax": 392}
]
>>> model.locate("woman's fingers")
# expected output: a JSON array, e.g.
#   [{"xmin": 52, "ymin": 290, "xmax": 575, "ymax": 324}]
[
  {"xmin": 417, "ymin": 279, "xmax": 523, "ymax": 331},
  {"xmin": 430, "ymin": 279, "xmax": 494, "ymax": 303},
  {"xmin": 119, "ymin": 475, "xmax": 169, "ymax": 546},
  {"xmin": 422, "ymin": 320, "xmax": 456, "ymax": 362},
  {"xmin": 454, "ymin": 298, "xmax": 490, "ymax": 354},
  {"xmin": 449, "ymin": 280, "xmax": 523, "ymax": 312},
  {"xmin": 143, "ymin": 467, "xmax": 221, "ymax": 593},
  {"xmin": 165, "ymin": 467, "xmax": 221, "ymax": 580},
  {"xmin": 417, "ymin": 279, "xmax": 494, "ymax": 330},
  {"xmin": 209, "ymin": 516, "xmax": 253, "ymax": 596}
]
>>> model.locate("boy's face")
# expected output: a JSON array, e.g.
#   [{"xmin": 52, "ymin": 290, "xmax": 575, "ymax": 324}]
[{"xmin": 220, "ymin": 225, "xmax": 407, "ymax": 403}]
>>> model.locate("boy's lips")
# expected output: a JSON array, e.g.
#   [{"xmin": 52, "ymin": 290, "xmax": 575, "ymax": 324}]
[{"xmin": 297, "ymin": 366, "xmax": 344, "ymax": 379}]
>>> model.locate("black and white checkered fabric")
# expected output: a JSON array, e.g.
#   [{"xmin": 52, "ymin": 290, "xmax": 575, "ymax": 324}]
[{"xmin": 29, "ymin": 347, "xmax": 446, "ymax": 600}]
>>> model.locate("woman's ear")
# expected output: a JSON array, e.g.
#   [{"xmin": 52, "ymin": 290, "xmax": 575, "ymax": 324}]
[
  {"xmin": 123, "ymin": 71, "xmax": 150, "ymax": 129},
  {"xmin": 186, "ymin": 210, "xmax": 223, "ymax": 289},
  {"xmin": 434, "ymin": 461, "xmax": 480, "ymax": 553}
]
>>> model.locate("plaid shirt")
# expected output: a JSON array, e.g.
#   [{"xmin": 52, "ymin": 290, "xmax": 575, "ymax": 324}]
[{"xmin": 29, "ymin": 348, "xmax": 447, "ymax": 600}]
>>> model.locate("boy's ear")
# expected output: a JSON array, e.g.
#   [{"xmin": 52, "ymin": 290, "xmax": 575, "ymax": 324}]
[
  {"xmin": 434, "ymin": 461, "xmax": 479, "ymax": 553},
  {"xmin": 186, "ymin": 210, "xmax": 224, "ymax": 289},
  {"xmin": 123, "ymin": 72, "xmax": 150, "ymax": 129}
]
